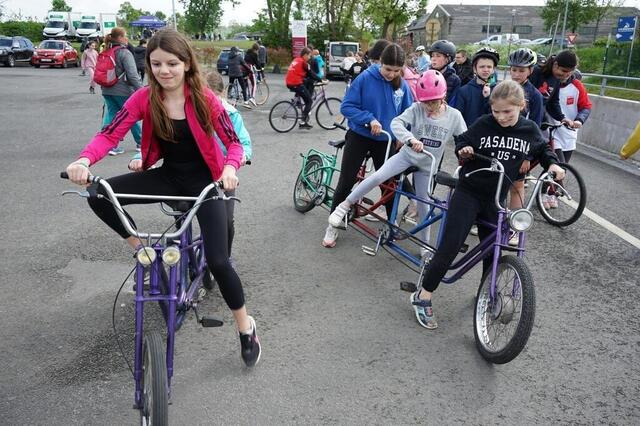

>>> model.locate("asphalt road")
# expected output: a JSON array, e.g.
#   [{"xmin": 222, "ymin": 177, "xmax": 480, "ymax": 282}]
[{"xmin": 0, "ymin": 65, "xmax": 639, "ymax": 425}]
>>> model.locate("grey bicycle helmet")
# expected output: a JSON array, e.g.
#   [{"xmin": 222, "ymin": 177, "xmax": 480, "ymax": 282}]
[
  {"xmin": 427, "ymin": 40, "xmax": 456, "ymax": 61},
  {"xmin": 508, "ymin": 48, "xmax": 537, "ymax": 68},
  {"xmin": 472, "ymin": 47, "xmax": 500, "ymax": 67}
]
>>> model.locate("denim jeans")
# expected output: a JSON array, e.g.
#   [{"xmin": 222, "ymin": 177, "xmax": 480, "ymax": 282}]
[{"xmin": 102, "ymin": 95, "xmax": 142, "ymax": 147}]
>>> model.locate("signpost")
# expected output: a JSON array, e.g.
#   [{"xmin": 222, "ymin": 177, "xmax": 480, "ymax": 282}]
[
  {"xmin": 616, "ymin": 16, "xmax": 638, "ymax": 86},
  {"xmin": 291, "ymin": 20, "xmax": 308, "ymax": 59}
]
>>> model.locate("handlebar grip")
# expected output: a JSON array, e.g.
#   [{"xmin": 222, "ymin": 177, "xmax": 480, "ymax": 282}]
[{"xmin": 60, "ymin": 172, "xmax": 69, "ymax": 179}]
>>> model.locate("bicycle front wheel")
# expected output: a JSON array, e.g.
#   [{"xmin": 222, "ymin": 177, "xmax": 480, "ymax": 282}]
[
  {"xmin": 535, "ymin": 162, "xmax": 586, "ymax": 227},
  {"xmin": 225, "ymin": 82, "xmax": 240, "ymax": 107},
  {"xmin": 474, "ymin": 255, "xmax": 535, "ymax": 364},
  {"xmin": 293, "ymin": 154, "xmax": 326, "ymax": 212},
  {"xmin": 269, "ymin": 100, "xmax": 298, "ymax": 133},
  {"xmin": 315, "ymin": 97, "xmax": 345, "ymax": 130},
  {"xmin": 140, "ymin": 331, "xmax": 169, "ymax": 426},
  {"xmin": 254, "ymin": 80, "xmax": 270, "ymax": 105}
]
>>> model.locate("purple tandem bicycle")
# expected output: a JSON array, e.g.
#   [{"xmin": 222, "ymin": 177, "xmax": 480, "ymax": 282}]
[
  {"xmin": 61, "ymin": 172, "xmax": 236, "ymax": 425},
  {"xmin": 401, "ymin": 152, "xmax": 562, "ymax": 363}
]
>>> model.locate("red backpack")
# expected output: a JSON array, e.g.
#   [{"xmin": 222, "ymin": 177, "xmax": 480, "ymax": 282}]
[{"xmin": 93, "ymin": 45, "xmax": 124, "ymax": 87}]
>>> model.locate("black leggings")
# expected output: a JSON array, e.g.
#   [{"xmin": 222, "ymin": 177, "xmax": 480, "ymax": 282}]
[
  {"xmin": 554, "ymin": 149, "xmax": 573, "ymax": 164},
  {"xmin": 421, "ymin": 188, "xmax": 498, "ymax": 293},
  {"xmin": 288, "ymin": 84, "xmax": 313, "ymax": 121},
  {"xmin": 229, "ymin": 76, "xmax": 248, "ymax": 101},
  {"xmin": 331, "ymin": 130, "xmax": 395, "ymax": 216},
  {"xmin": 87, "ymin": 167, "xmax": 245, "ymax": 310}
]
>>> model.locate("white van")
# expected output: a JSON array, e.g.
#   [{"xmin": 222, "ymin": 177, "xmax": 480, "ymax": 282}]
[
  {"xmin": 326, "ymin": 41, "xmax": 359, "ymax": 78},
  {"xmin": 473, "ymin": 33, "xmax": 520, "ymax": 45}
]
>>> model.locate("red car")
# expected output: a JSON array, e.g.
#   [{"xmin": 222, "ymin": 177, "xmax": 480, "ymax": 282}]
[{"xmin": 31, "ymin": 40, "xmax": 79, "ymax": 68}]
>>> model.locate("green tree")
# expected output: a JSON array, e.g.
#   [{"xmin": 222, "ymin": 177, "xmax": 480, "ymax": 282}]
[
  {"xmin": 117, "ymin": 1, "xmax": 144, "ymax": 27},
  {"xmin": 540, "ymin": 0, "xmax": 598, "ymax": 34},
  {"xmin": 154, "ymin": 11, "xmax": 167, "ymax": 21},
  {"xmin": 364, "ymin": 0, "xmax": 426, "ymax": 40},
  {"xmin": 51, "ymin": 0, "xmax": 72, "ymax": 11},
  {"xmin": 181, "ymin": 0, "xmax": 236, "ymax": 35},
  {"xmin": 264, "ymin": 0, "xmax": 302, "ymax": 47},
  {"xmin": 590, "ymin": 0, "xmax": 624, "ymax": 42}
]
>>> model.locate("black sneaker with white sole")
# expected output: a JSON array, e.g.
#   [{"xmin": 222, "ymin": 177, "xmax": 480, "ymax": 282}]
[
  {"xmin": 239, "ymin": 316, "xmax": 261, "ymax": 367},
  {"xmin": 299, "ymin": 121, "xmax": 313, "ymax": 130}
]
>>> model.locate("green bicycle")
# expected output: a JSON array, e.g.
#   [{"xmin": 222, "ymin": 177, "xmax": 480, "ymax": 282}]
[{"xmin": 293, "ymin": 138, "xmax": 344, "ymax": 212}]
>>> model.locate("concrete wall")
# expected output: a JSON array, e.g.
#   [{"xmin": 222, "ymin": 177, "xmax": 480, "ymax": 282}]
[{"xmin": 580, "ymin": 95, "xmax": 640, "ymax": 161}]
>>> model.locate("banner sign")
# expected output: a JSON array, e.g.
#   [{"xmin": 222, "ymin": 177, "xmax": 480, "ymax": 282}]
[{"xmin": 292, "ymin": 20, "xmax": 308, "ymax": 58}]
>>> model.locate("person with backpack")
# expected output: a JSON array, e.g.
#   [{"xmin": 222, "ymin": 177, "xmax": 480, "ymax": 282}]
[{"xmin": 94, "ymin": 27, "xmax": 143, "ymax": 155}]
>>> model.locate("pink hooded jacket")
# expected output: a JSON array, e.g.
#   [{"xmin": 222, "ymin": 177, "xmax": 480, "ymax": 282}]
[
  {"xmin": 81, "ymin": 48, "xmax": 98, "ymax": 70},
  {"xmin": 79, "ymin": 84, "xmax": 243, "ymax": 180}
]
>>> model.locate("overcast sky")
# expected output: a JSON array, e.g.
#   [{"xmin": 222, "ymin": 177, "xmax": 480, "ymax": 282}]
[{"xmin": 3, "ymin": 0, "xmax": 639, "ymax": 24}]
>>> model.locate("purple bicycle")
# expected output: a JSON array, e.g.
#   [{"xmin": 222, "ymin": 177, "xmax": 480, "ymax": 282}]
[
  {"xmin": 61, "ymin": 173, "xmax": 236, "ymax": 425},
  {"xmin": 401, "ymin": 153, "xmax": 562, "ymax": 364}
]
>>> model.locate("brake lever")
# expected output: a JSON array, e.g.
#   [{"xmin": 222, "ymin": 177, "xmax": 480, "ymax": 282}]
[
  {"xmin": 62, "ymin": 190, "xmax": 91, "ymax": 198},
  {"xmin": 465, "ymin": 167, "xmax": 495, "ymax": 178}
]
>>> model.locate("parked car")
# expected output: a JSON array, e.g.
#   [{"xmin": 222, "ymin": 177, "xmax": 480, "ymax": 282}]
[
  {"xmin": 0, "ymin": 36, "xmax": 36, "ymax": 67},
  {"xmin": 473, "ymin": 33, "xmax": 520, "ymax": 45},
  {"xmin": 31, "ymin": 40, "xmax": 79, "ymax": 68},
  {"xmin": 216, "ymin": 48, "xmax": 243, "ymax": 74},
  {"xmin": 231, "ymin": 34, "xmax": 249, "ymax": 40},
  {"xmin": 530, "ymin": 36, "xmax": 573, "ymax": 47},
  {"xmin": 515, "ymin": 38, "xmax": 532, "ymax": 45}
]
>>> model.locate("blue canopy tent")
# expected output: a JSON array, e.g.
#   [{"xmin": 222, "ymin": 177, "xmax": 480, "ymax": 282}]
[{"xmin": 130, "ymin": 16, "xmax": 166, "ymax": 28}]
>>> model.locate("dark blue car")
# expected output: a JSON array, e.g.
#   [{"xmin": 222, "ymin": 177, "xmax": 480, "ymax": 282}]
[{"xmin": 216, "ymin": 48, "xmax": 243, "ymax": 74}]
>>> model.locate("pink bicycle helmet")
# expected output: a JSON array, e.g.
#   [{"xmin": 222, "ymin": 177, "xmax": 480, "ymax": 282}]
[{"xmin": 414, "ymin": 69, "xmax": 447, "ymax": 102}]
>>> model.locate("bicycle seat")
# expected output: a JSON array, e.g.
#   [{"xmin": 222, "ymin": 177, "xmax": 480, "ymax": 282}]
[
  {"xmin": 328, "ymin": 139, "xmax": 346, "ymax": 149},
  {"xmin": 166, "ymin": 200, "xmax": 194, "ymax": 213},
  {"xmin": 404, "ymin": 166, "xmax": 420, "ymax": 175},
  {"xmin": 434, "ymin": 171, "xmax": 458, "ymax": 188}
]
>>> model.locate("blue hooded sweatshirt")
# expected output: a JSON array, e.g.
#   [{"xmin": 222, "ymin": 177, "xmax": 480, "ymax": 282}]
[
  {"xmin": 340, "ymin": 63, "xmax": 413, "ymax": 142},
  {"xmin": 453, "ymin": 79, "xmax": 493, "ymax": 127}
]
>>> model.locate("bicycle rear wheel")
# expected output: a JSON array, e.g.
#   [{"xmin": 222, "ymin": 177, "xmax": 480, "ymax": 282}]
[
  {"xmin": 474, "ymin": 255, "xmax": 535, "ymax": 364},
  {"xmin": 225, "ymin": 82, "xmax": 241, "ymax": 107},
  {"xmin": 140, "ymin": 331, "xmax": 169, "ymax": 426},
  {"xmin": 293, "ymin": 154, "xmax": 326, "ymax": 212},
  {"xmin": 269, "ymin": 100, "xmax": 298, "ymax": 133},
  {"xmin": 535, "ymin": 162, "xmax": 586, "ymax": 227},
  {"xmin": 315, "ymin": 97, "xmax": 345, "ymax": 130},
  {"xmin": 254, "ymin": 80, "xmax": 270, "ymax": 105}
]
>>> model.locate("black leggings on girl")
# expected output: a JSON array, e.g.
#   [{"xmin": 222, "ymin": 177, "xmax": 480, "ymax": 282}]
[
  {"xmin": 331, "ymin": 129, "xmax": 395, "ymax": 216},
  {"xmin": 421, "ymin": 188, "xmax": 498, "ymax": 293},
  {"xmin": 87, "ymin": 167, "xmax": 245, "ymax": 310},
  {"xmin": 554, "ymin": 149, "xmax": 573, "ymax": 164}
]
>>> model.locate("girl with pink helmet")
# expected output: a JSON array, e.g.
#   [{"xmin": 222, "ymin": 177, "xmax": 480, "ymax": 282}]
[{"xmin": 329, "ymin": 70, "xmax": 467, "ymax": 246}]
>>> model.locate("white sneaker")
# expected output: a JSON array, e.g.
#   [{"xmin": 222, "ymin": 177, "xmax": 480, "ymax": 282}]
[
  {"xmin": 322, "ymin": 225, "xmax": 339, "ymax": 248},
  {"xmin": 249, "ymin": 98, "xmax": 257, "ymax": 106},
  {"xmin": 328, "ymin": 203, "xmax": 350, "ymax": 228},
  {"xmin": 242, "ymin": 101, "xmax": 253, "ymax": 109},
  {"xmin": 469, "ymin": 225, "xmax": 478, "ymax": 236}
]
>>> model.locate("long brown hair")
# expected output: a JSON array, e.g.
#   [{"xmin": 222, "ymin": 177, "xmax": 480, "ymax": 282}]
[{"xmin": 145, "ymin": 29, "xmax": 213, "ymax": 142}]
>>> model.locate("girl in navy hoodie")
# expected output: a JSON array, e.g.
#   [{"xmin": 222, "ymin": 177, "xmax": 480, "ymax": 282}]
[{"xmin": 323, "ymin": 43, "xmax": 413, "ymax": 247}]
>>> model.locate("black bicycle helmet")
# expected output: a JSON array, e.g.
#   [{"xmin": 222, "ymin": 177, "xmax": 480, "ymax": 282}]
[
  {"xmin": 508, "ymin": 48, "xmax": 537, "ymax": 67},
  {"xmin": 471, "ymin": 46, "xmax": 500, "ymax": 67},
  {"xmin": 427, "ymin": 40, "xmax": 456, "ymax": 61}
]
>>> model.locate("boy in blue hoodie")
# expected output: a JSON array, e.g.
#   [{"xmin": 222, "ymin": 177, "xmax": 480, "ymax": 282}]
[
  {"xmin": 322, "ymin": 43, "xmax": 413, "ymax": 248},
  {"xmin": 453, "ymin": 47, "xmax": 499, "ymax": 127}
]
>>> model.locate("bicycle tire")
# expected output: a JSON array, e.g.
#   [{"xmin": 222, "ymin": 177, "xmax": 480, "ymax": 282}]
[
  {"xmin": 254, "ymin": 80, "xmax": 270, "ymax": 105},
  {"xmin": 140, "ymin": 331, "xmax": 169, "ymax": 426},
  {"xmin": 269, "ymin": 100, "xmax": 298, "ymax": 133},
  {"xmin": 225, "ymin": 82, "xmax": 240, "ymax": 107},
  {"xmin": 315, "ymin": 97, "xmax": 345, "ymax": 130},
  {"xmin": 535, "ymin": 162, "xmax": 586, "ymax": 227},
  {"xmin": 293, "ymin": 154, "xmax": 326, "ymax": 213},
  {"xmin": 474, "ymin": 255, "xmax": 535, "ymax": 364}
]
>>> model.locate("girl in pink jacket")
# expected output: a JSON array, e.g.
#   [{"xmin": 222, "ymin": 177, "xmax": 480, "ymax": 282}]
[
  {"xmin": 81, "ymin": 41, "xmax": 98, "ymax": 94},
  {"xmin": 65, "ymin": 29, "xmax": 261, "ymax": 367}
]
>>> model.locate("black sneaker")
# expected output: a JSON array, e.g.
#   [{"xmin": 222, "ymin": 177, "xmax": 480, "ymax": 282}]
[
  {"xmin": 239, "ymin": 316, "xmax": 261, "ymax": 367},
  {"xmin": 299, "ymin": 121, "xmax": 313, "ymax": 130}
]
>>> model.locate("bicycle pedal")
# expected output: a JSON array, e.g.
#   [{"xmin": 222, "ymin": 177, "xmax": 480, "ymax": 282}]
[
  {"xmin": 459, "ymin": 243, "xmax": 469, "ymax": 253},
  {"xmin": 400, "ymin": 281, "xmax": 418, "ymax": 293},
  {"xmin": 362, "ymin": 245, "xmax": 376, "ymax": 256},
  {"xmin": 200, "ymin": 316, "xmax": 224, "ymax": 328}
]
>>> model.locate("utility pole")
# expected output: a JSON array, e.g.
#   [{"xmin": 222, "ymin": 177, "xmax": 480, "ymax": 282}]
[
  {"xmin": 560, "ymin": 0, "xmax": 570, "ymax": 50},
  {"xmin": 486, "ymin": 1, "xmax": 491, "ymax": 42},
  {"xmin": 172, "ymin": 0, "xmax": 177, "ymax": 30}
]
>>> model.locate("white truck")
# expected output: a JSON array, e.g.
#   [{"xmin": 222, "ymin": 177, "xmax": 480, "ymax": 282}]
[
  {"xmin": 325, "ymin": 41, "xmax": 360, "ymax": 78},
  {"xmin": 473, "ymin": 33, "xmax": 520, "ymax": 45},
  {"xmin": 99, "ymin": 13, "xmax": 118, "ymax": 37},
  {"xmin": 75, "ymin": 14, "xmax": 100, "ymax": 38},
  {"xmin": 43, "ymin": 11, "xmax": 77, "ymax": 39}
]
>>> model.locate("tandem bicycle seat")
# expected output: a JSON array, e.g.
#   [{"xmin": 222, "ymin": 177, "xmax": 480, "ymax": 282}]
[
  {"xmin": 434, "ymin": 171, "xmax": 458, "ymax": 188},
  {"xmin": 328, "ymin": 139, "xmax": 346, "ymax": 149},
  {"xmin": 161, "ymin": 200, "xmax": 195, "ymax": 217}
]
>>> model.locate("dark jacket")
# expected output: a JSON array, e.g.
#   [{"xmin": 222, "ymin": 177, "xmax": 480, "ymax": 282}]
[
  {"xmin": 245, "ymin": 49, "xmax": 259, "ymax": 67},
  {"xmin": 440, "ymin": 66, "xmax": 461, "ymax": 106},
  {"xmin": 529, "ymin": 65, "xmax": 565, "ymax": 121},
  {"xmin": 453, "ymin": 59, "xmax": 473, "ymax": 86},
  {"xmin": 521, "ymin": 80, "xmax": 544, "ymax": 126},
  {"xmin": 133, "ymin": 46, "xmax": 146, "ymax": 71},
  {"xmin": 453, "ymin": 79, "xmax": 493, "ymax": 127},
  {"xmin": 228, "ymin": 50, "xmax": 248, "ymax": 78}
]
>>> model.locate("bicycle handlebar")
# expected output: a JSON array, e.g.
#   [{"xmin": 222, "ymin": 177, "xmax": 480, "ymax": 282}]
[
  {"xmin": 403, "ymin": 139, "xmax": 437, "ymax": 194},
  {"xmin": 60, "ymin": 172, "xmax": 229, "ymax": 241}
]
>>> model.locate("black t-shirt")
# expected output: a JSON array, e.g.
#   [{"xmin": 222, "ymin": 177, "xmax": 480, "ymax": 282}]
[
  {"xmin": 159, "ymin": 119, "xmax": 211, "ymax": 179},
  {"xmin": 454, "ymin": 114, "xmax": 557, "ymax": 199}
]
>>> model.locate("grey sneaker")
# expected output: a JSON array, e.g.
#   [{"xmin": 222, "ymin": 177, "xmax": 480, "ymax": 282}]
[
  {"xmin": 322, "ymin": 224, "xmax": 338, "ymax": 248},
  {"xmin": 411, "ymin": 290, "xmax": 437, "ymax": 329},
  {"xmin": 108, "ymin": 147, "xmax": 125, "ymax": 156},
  {"xmin": 239, "ymin": 316, "xmax": 261, "ymax": 367}
]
